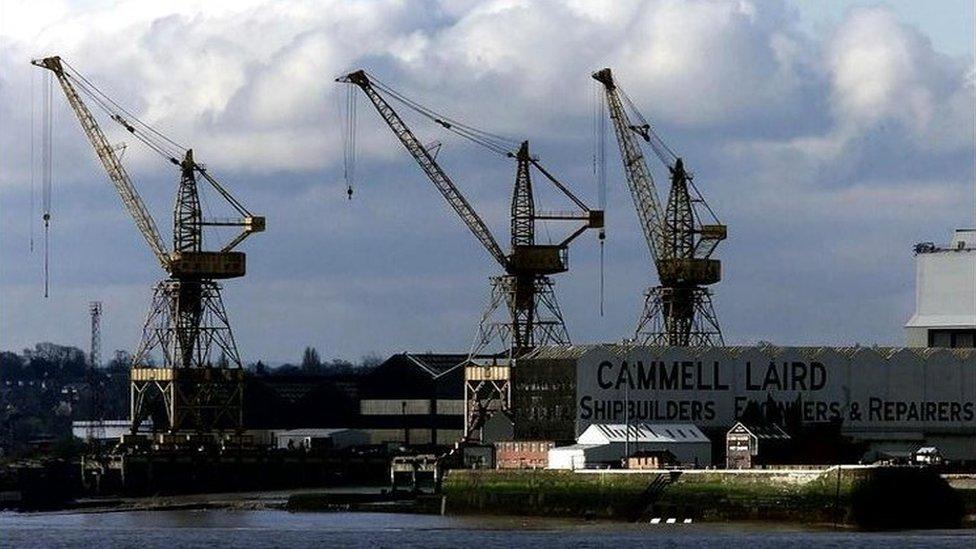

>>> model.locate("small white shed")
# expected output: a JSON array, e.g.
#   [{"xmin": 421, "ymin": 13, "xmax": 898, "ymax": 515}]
[
  {"xmin": 548, "ymin": 423, "xmax": 711, "ymax": 469},
  {"xmin": 547, "ymin": 444, "xmax": 607, "ymax": 470}
]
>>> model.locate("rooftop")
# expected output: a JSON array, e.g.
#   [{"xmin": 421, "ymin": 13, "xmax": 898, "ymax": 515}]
[
  {"xmin": 403, "ymin": 353, "xmax": 469, "ymax": 378},
  {"xmin": 914, "ymin": 228, "xmax": 975, "ymax": 254},
  {"xmin": 730, "ymin": 421, "xmax": 791, "ymax": 440},
  {"xmin": 520, "ymin": 344, "xmax": 976, "ymax": 361},
  {"xmin": 578, "ymin": 423, "xmax": 710, "ymax": 444}
]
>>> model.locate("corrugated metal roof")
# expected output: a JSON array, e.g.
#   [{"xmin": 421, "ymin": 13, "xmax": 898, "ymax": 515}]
[
  {"xmin": 519, "ymin": 344, "xmax": 598, "ymax": 360},
  {"xmin": 905, "ymin": 314, "xmax": 976, "ymax": 328},
  {"xmin": 730, "ymin": 421, "xmax": 791, "ymax": 440},
  {"xmin": 578, "ymin": 423, "xmax": 709, "ymax": 444},
  {"xmin": 404, "ymin": 353, "xmax": 468, "ymax": 377},
  {"xmin": 520, "ymin": 344, "xmax": 976, "ymax": 362},
  {"xmin": 549, "ymin": 443, "xmax": 604, "ymax": 451}
]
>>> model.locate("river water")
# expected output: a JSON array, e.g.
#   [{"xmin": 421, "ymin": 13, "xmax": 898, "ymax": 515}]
[{"xmin": 1, "ymin": 510, "xmax": 973, "ymax": 548}]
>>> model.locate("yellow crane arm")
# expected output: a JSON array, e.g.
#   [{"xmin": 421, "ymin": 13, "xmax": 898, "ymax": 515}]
[
  {"xmin": 338, "ymin": 70, "xmax": 509, "ymax": 269},
  {"xmin": 32, "ymin": 56, "xmax": 171, "ymax": 271},
  {"xmin": 592, "ymin": 68, "xmax": 666, "ymax": 265}
]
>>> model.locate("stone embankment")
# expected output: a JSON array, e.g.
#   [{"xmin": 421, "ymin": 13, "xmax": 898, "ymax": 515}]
[{"xmin": 442, "ymin": 466, "xmax": 971, "ymax": 529}]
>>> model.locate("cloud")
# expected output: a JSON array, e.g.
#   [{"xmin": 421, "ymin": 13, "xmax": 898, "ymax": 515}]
[
  {"xmin": 828, "ymin": 6, "xmax": 973, "ymax": 151},
  {"xmin": 0, "ymin": 1, "xmax": 972, "ymax": 359}
]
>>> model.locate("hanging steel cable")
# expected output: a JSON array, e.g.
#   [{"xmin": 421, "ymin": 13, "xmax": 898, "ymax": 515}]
[
  {"xmin": 34, "ymin": 54, "xmax": 265, "ymax": 435},
  {"xmin": 29, "ymin": 69, "xmax": 35, "ymax": 253},
  {"xmin": 60, "ymin": 60, "xmax": 186, "ymax": 161},
  {"xmin": 364, "ymin": 71, "xmax": 519, "ymax": 157},
  {"xmin": 55, "ymin": 60, "xmax": 256, "ymax": 225},
  {"xmin": 343, "ymin": 84, "xmax": 357, "ymax": 199},
  {"xmin": 592, "ymin": 80, "xmax": 608, "ymax": 316},
  {"xmin": 61, "ymin": 69, "xmax": 183, "ymax": 163},
  {"xmin": 617, "ymin": 85, "xmax": 678, "ymax": 166},
  {"xmin": 41, "ymin": 70, "xmax": 54, "ymax": 298}
]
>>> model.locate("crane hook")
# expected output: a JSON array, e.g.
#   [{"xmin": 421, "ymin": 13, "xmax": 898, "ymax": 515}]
[{"xmin": 346, "ymin": 185, "xmax": 354, "ymax": 200}]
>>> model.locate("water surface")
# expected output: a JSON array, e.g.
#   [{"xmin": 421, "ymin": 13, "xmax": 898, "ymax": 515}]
[{"xmin": 1, "ymin": 510, "xmax": 972, "ymax": 548}]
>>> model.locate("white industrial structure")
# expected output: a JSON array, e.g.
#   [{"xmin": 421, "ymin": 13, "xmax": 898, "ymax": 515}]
[
  {"xmin": 272, "ymin": 428, "xmax": 370, "ymax": 451},
  {"xmin": 547, "ymin": 423, "xmax": 711, "ymax": 470},
  {"xmin": 72, "ymin": 420, "xmax": 153, "ymax": 444},
  {"xmin": 906, "ymin": 229, "xmax": 976, "ymax": 348}
]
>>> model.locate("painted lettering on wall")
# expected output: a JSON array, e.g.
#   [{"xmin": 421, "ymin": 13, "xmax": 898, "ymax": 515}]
[{"xmin": 581, "ymin": 358, "xmax": 976, "ymax": 425}]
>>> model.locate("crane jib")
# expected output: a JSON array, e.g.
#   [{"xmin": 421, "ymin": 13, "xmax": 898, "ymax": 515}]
[
  {"xmin": 342, "ymin": 72, "xmax": 509, "ymax": 269},
  {"xmin": 33, "ymin": 56, "xmax": 264, "ymax": 275},
  {"xmin": 593, "ymin": 67, "xmax": 726, "ymax": 347},
  {"xmin": 34, "ymin": 56, "xmax": 171, "ymax": 271}
]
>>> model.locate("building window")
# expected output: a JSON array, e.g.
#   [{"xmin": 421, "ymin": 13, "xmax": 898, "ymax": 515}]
[{"xmin": 929, "ymin": 329, "xmax": 976, "ymax": 348}]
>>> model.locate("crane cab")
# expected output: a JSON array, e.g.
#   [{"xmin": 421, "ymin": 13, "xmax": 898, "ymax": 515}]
[
  {"xmin": 658, "ymin": 257, "xmax": 721, "ymax": 286},
  {"xmin": 699, "ymin": 224, "xmax": 727, "ymax": 241},
  {"xmin": 169, "ymin": 251, "xmax": 246, "ymax": 279},
  {"xmin": 508, "ymin": 245, "xmax": 568, "ymax": 275}
]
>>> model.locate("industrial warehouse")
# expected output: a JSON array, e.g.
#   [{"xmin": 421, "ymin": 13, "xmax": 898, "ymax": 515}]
[
  {"xmin": 511, "ymin": 229, "xmax": 976, "ymax": 464},
  {"xmin": 513, "ymin": 344, "xmax": 976, "ymax": 462},
  {"xmin": 2, "ymin": 46, "xmax": 974, "ymax": 531}
]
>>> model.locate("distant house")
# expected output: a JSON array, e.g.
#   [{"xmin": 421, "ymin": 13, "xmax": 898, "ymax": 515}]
[
  {"xmin": 495, "ymin": 440, "xmax": 555, "ymax": 469},
  {"xmin": 725, "ymin": 422, "xmax": 791, "ymax": 469},
  {"xmin": 548, "ymin": 423, "xmax": 711, "ymax": 470},
  {"xmin": 625, "ymin": 449, "xmax": 677, "ymax": 470},
  {"xmin": 912, "ymin": 446, "xmax": 944, "ymax": 466}
]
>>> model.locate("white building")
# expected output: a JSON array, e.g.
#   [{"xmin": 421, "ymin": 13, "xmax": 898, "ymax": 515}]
[
  {"xmin": 906, "ymin": 229, "xmax": 976, "ymax": 348},
  {"xmin": 548, "ymin": 423, "xmax": 711, "ymax": 470},
  {"xmin": 273, "ymin": 428, "xmax": 370, "ymax": 450},
  {"xmin": 71, "ymin": 419, "xmax": 153, "ymax": 442}
]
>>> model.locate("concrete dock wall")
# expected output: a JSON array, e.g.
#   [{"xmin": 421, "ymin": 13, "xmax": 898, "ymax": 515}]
[{"xmin": 442, "ymin": 467, "xmax": 969, "ymax": 528}]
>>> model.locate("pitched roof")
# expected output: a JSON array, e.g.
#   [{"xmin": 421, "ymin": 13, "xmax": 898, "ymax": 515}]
[
  {"xmin": 404, "ymin": 354, "xmax": 468, "ymax": 378},
  {"xmin": 730, "ymin": 421, "xmax": 791, "ymax": 440},
  {"xmin": 578, "ymin": 423, "xmax": 710, "ymax": 444},
  {"xmin": 518, "ymin": 344, "xmax": 976, "ymax": 361}
]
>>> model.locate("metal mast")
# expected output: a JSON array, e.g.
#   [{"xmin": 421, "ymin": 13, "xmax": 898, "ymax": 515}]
[
  {"xmin": 34, "ymin": 56, "xmax": 265, "ymax": 436},
  {"xmin": 593, "ymin": 68, "xmax": 726, "ymax": 346},
  {"xmin": 87, "ymin": 301, "xmax": 104, "ymax": 444},
  {"xmin": 339, "ymin": 70, "xmax": 603, "ymax": 438}
]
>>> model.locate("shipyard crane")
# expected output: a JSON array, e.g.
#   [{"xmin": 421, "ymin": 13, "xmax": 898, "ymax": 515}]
[
  {"xmin": 338, "ymin": 70, "xmax": 603, "ymax": 437},
  {"xmin": 593, "ymin": 68, "xmax": 726, "ymax": 346},
  {"xmin": 33, "ymin": 56, "xmax": 265, "ymax": 434}
]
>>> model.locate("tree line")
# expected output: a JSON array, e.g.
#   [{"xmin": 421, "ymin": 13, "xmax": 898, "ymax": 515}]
[{"xmin": 0, "ymin": 342, "xmax": 385, "ymax": 459}]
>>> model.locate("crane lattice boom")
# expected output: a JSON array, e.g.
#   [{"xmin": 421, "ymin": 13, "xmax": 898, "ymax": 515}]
[
  {"xmin": 337, "ymin": 70, "xmax": 508, "ymax": 268},
  {"xmin": 33, "ymin": 56, "xmax": 265, "ymax": 279},
  {"xmin": 593, "ymin": 67, "xmax": 726, "ymax": 346},
  {"xmin": 34, "ymin": 55, "xmax": 263, "ymax": 434},
  {"xmin": 33, "ymin": 56, "xmax": 170, "ymax": 270},
  {"xmin": 592, "ymin": 68, "xmax": 666, "ymax": 264}
]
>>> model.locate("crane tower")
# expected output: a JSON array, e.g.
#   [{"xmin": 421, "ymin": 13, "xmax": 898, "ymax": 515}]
[
  {"xmin": 594, "ymin": 68, "xmax": 726, "ymax": 347},
  {"xmin": 339, "ymin": 70, "xmax": 603, "ymax": 438},
  {"xmin": 33, "ymin": 56, "xmax": 265, "ymax": 435}
]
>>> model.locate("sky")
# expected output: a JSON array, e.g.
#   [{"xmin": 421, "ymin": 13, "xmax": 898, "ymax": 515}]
[{"xmin": 0, "ymin": 0, "xmax": 973, "ymax": 364}]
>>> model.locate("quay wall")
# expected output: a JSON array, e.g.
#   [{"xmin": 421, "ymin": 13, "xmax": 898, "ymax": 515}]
[{"xmin": 442, "ymin": 467, "xmax": 970, "ymax": 529}]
